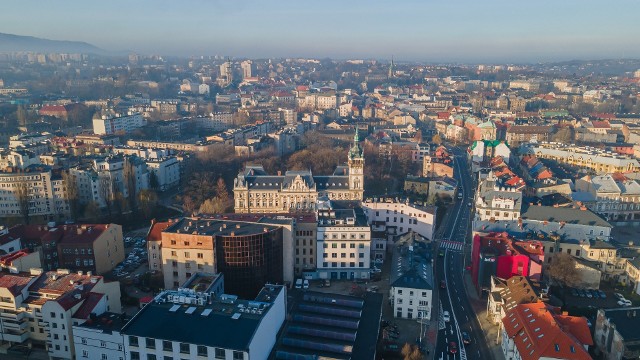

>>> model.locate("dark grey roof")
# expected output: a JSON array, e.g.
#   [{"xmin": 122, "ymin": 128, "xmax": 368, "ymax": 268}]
[
  {"xmin": 314, "ymin": 176, "xmax": 350, "ymax": 190},
  {"xmin": 391, "ymin": 269, "xmax": 432, "ymax": 290},
  {"xmin": 588, "ymin": 240, "xmax": 616, "ymax": 249},
  {"xmin": 123, "ymin": 286, "xmax": 284, "ymax": 351},
  {"xmin": 521, "ymin": 204, "xmax": 612, "ymax": 228},
  {"xmin": 164, "ymin": 218, "xmax": 280, "ymax": 237},
  {"xmin": 602, "ymin": 307, "xmax": 640, "ymax": 342}
]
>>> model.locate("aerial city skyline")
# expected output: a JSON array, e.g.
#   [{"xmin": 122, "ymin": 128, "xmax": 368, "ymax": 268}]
[
  {"xmin": 1, "ymin": 2, "xmax": 640, "ymax": 360},
  {"xmin": 1, "ymin": 0, "xmax": 640, "ymax": 62}
]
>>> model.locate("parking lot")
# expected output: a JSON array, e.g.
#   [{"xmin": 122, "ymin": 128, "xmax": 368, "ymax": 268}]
[
  {"xmin": 111, "ymin": 234, "xmax": 148, "ymax": 281},
  {"xmin": 562, "ymin": 287, "xmax": 629, "ymax": 309}
]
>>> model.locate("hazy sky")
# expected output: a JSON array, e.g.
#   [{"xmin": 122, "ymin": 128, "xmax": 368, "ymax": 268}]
[{"xmin": 2, "ymin": 0, "xmax": 640, "ymax": 62}]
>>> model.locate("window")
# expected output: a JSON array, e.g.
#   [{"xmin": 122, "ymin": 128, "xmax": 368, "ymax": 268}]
[
  {"xmin": 215, "ymin": 348, "xmax": 226, "ymax": 359},
  {"xmin": 359, "ymin": 262, "xmax": 364, "ymax": 267},
  {"xmin": 180, "ymin": 343, "xmax": 190, "ymax": 354},
  {"xmin": 129, "ymin": 336, "xmax": 139, "ymax": 347},
  {"xmin": 101, "ymin": 340, "xmax": 107, "ymax": 348},
  {"xmin": 233, "ymin": 351, "xmax": 244, "ymax": 360},
  {"xmin": 197, "ymin": 253, "xmax": 203, "ymax": 259},
  {"xmin": 163, "ymin": 340, "xmax": 172, "ymax": 351},
  {"xmin": 82, "ymin": 350, "xmax": 88, "ymax": 358},
  {"xmin": 147, "ymin": 356, "xmax": 156, "ymax": 360},
  {"xmin": 398, "ymin": 290, "xmax": 403, "ymax": 295},
  {"xmin": 197, "ymin": 345, "xmax": 208, "ymax": 356},
  {"xmin": 81, "ymin": 338, "xmax": 87, "ymax": 345},
  {"xmin": 131, "ymin": 352, "xmax": 140, "ymax": 360},
  {"xmin": 146, "ymin": 338, "xmax": 155, "ymax": 349}
]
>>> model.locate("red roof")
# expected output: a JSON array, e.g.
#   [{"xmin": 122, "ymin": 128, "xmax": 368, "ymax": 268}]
[
  {"xmin": 0, "ymin": 272, "xmax": 35, "ymax": 296},
  {"xmin": 72, "ymin": 292, "xmax": 104, "ymax": 319},
  {"xmin": 502, "ymin": 303, "xmax": 591, "ymax": 360},
  {"xmin": 591, "ymin": 120, "xmax": 610, "ymax": 129},
  {"xmin": 0, "ymin": 249, "xmax": 31, "ymax": 266},
  {"xmin": 147, "ymin": 220, "xmax": 174, "ymax": 243}
]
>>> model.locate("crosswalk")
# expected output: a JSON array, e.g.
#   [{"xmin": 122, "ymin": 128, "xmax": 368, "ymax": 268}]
[{"xmin": 439, "ymin": 240, "xmax": 464, "ymax": 251}]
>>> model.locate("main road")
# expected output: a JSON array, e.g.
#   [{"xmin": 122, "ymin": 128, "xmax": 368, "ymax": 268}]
[{"xmin": 433, "ymin": 147, "xmax": 492, "ymax": 360}]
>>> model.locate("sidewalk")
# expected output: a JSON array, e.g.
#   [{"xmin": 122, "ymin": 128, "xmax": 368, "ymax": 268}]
[{"xmin": 462, "ymin": 271, "xmax": 505, "ymax": 360}]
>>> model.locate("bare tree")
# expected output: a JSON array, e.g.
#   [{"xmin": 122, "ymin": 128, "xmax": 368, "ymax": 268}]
[
  {"xmin": 138, "ymin": 189, "xmax": 159, "ymax": 218},
  {"xmin": 98, "ymin": 175, "xmax": 116, "ymax": 218},
  {"xmin": 123, "ymin": 157, "xmax": 138, "ymax": 212},
  {"xmin": 15, "ymin": 178, "xmax": 31, "ymax": 224},
  {"xmin": 62, "ymin": 171, "xmax": 80, "ymax": 220},
  {"xmin": 546, "ymin": 252, "xmax": 580, "ymax": 287}
]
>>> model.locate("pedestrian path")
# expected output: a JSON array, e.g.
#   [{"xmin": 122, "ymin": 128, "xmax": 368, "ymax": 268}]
[{"xmin": 439, "ymin": 239, "xmax": 464, "ymax": 251}]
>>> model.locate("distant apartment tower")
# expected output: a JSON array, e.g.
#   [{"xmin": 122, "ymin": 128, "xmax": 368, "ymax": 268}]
[
  {"xmin": 241, "ymin": 60, "xmax": 252, "ymax": 79},
  {"xmin": 92, "ymin": 112, "xmax": 146, "ymax": 135}
]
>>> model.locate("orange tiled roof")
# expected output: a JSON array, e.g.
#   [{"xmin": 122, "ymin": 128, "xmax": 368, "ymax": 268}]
[{"xmin": 502, "ymin": 303, "xmax": 591, "ymax": 360}]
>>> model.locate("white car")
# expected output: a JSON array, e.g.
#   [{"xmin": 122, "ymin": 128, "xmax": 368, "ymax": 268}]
[
  {"xmin": 443, "ymin": 311, "xmax": 451, "ymax": 322},
  {"xmin": 614, "ymin": 292, "xmax": 625, "ymax": 300},
  {"xmin": 295, "ymin": 279, "xmax": 302, "ymax": 289},
  {"xmin": 618, "ymin": 299, "xmax": 632, "ymax": 307},
  {"xmin": 303, "ymin": 279, "xmax": 309, "ymax": 289}
]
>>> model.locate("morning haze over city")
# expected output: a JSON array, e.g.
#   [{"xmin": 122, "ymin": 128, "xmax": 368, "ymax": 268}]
[{"xmin": 0, "ymin": 1, "xmax": 639, "ymax": 360}]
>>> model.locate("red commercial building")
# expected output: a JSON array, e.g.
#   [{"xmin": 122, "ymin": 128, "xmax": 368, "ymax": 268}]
[{"xmin": 471, "ymin": 232, "xmax": 544, "ymax": 294}]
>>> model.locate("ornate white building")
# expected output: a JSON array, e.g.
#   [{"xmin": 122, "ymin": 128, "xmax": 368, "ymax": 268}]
[{"xmin": 233, "ymin": 131, "xmax": 364, "ymax": 213}]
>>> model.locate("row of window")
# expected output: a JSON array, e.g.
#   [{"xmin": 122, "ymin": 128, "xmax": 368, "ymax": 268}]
[
  {"xmin": 323, "ymin": 233, "xmax": 367, "ymax": 240},
  {"xmin": 323, "ymin": 243, "xmax": 366, "ymax": 249},
  {"xmin": 323, "ymin": 252, "xmax": 365, "ymax": 259},
  {"xmin": 321, "ymin": 262, "xmax": 365, "ymax": 268},
  {"xmin": 129, "ymin": 337, "xmax": 243, "ymax": 359},
  {"xmin": 169, "ymin": 251, "xmax": 205, "ymax": 258}
]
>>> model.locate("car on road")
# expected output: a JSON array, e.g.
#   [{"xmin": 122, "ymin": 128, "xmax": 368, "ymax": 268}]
[
  {"xmin": 439, "ymin": 250, "xmax": 445, "ymax": 257},
  {"xmin": 449, "ymin": 341, "xmax": 458, "ymax": 354},
  {"xmin": 443, "ymin": 311, "xmax": 450, "ymax": 322},
  {"xmin": 440, "ymin": 280, "xmax": 446, "ymax": 289},
  {"xmin": 462, "ymin": 331, "xmax": 471, "ymax": 345}
]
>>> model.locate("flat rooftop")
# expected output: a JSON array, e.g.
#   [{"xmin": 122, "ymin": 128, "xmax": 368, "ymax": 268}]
[
  {"xmin": 164, "ymin": 218, "xmax": 281, "ymax": 237},
  {"xmin": 122, "ymin": 285, "xmax": 284, "ymax": 351}
]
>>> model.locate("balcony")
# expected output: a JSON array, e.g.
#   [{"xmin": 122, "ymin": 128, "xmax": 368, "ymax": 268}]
[
  {"xmin": 3, "ymin": 330, "xmax": 29, "ymax": 343},
  {"xmin": 2, "ymin": 319, "xmax": 29, "ymax": 331},
  {"xmin": 0, "ymin": 311, "xmax": 26, "ymax": 321}
]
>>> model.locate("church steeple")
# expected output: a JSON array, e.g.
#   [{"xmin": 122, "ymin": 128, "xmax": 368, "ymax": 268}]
[
  {"xmin": 388, "ymin": 56, "xmax": 395, "ymax": 79},
  {"xmin": 349, "ymin": 126, "xmax": 363, "ymax": 160}
]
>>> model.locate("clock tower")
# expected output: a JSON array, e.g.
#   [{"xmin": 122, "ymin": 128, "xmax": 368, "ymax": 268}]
[{"xmin": 348, "ymin": 127, "xmax": 364, "ymax": 199}]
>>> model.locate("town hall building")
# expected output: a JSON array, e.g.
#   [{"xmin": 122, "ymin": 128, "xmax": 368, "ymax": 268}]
[{"xmin": 233, "ymin": 131, "xmax": 364, "ymax": 213}]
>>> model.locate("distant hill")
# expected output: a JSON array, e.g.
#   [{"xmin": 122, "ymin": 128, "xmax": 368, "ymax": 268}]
[{"xmin": 0, "ymin": 32, "xmax": 103, "ymax": 54}]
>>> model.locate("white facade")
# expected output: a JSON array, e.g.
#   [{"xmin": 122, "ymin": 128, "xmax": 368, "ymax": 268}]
[
  {"xmin": 146, "ymin": 157, "xmax": 180, "ymax": 191},
  {"xmin": 316, "ymin": 218, "xmax": 371, "ymax": 280},
  {"xmin": 0, "ymin": 166, "xmax": 70, "ymax": 219},
  {"xmin": 73, "ymin": 318, "xmax": 125, "ymax": 360},
  {"xmin": 93, "ymin": 113, "xmax": 146, "ymax": 135},
  {"xmin": 361, "ymin": 199, "xmax": 436, "ymax": 240},
  {"xmin": 392, "ymin": 285, "xmax": 432, "ymax": 320}
]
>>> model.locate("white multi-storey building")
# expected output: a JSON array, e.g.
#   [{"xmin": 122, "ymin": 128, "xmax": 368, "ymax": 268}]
[
  {"xmin": 574, "ymin": 174, "xmax": 640, "ymax": 223},
  {"xmin": 122, "ymin": 285, "xmax": 285, "ymax": 360},
  {"xmin": 361, "ymin": 198, "xmax": 436, "ymax": 241},
  {"xmin": 389, "ymin": 232, "xmax": 433, "ymax": 320},
  {"xmin": 72, "ymin": 312, "xmax": 127, "ymax": 360},
  {"xmin": 0, "ymin": 268, "xmax": 121, "ymax": 359},
  {"xmin": 0, "ymin": 165, "xmax": 69, "ymax": 220},
  {"xmin": 146, "ymin": 157, "xmax": 180, "ymax": 191},
  {"xmin": 315, "ymin": 199, "xmax": 371, "ymax": 280},
  {"xmin": 92, "ymin": 112, "xmax": 146, "ymax": 135},
  {"xmin": 474, "ymin": 173, "xmax": 523, "ymax": 222}
]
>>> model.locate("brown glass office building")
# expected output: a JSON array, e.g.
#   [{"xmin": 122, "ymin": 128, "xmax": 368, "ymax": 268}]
[{"xmin": 215, "ymin": 225, "xmax": 284, "ymax": 298}]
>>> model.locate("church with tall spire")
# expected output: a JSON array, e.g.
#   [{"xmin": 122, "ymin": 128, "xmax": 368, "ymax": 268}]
[
  {"xmin": 233, "ymin": 129, "xmax": 365, "ymax": 213},
  {"xmin": 388, "ymin": 56, "xmax": 395, "ymax": 79}
]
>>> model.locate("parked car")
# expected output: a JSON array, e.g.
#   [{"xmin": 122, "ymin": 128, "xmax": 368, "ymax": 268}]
[
  {"xmin": 597, "ymin": 290, "xmax": 606, "ymax": 299},
  {"xmin": 295, "ymin": 279, "xmax": 302, "ymax": 289},
  {"xmin": 323, "ymin": 279, "xmax": 331, "ymax": 287},
  {"xmin": 618, "ymin": 299, "xmax": 632, "ymax": 307},
  {"xmin": 443, "ymin": 311, "xmax": 450, "ymax": 322},
  {"xmin": 614, "ymin": 292, "xmax": 625, "ymax": 300},
  {"xmin": 303, "ymin": 279, "xmax": 309, "ymax": 289},
  {"xmin": 462, "ymin": 331, "xmax": 471, "ymax": 345},
  {"xmin": 449, "ymin": 341, "xmax": 458, "ymax": 354},
  {"xmin": 570, "ymin": 288, "xmax": 578, "ymax": 297},
  {"xmin": 585, "ymin": 290, "xmax": 593, "ymax": 298}
]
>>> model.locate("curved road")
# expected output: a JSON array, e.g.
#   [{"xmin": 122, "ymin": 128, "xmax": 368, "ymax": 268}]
[{"xmin": 434, "ymin": 147, "xmax": 492, "ymax": 360}]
